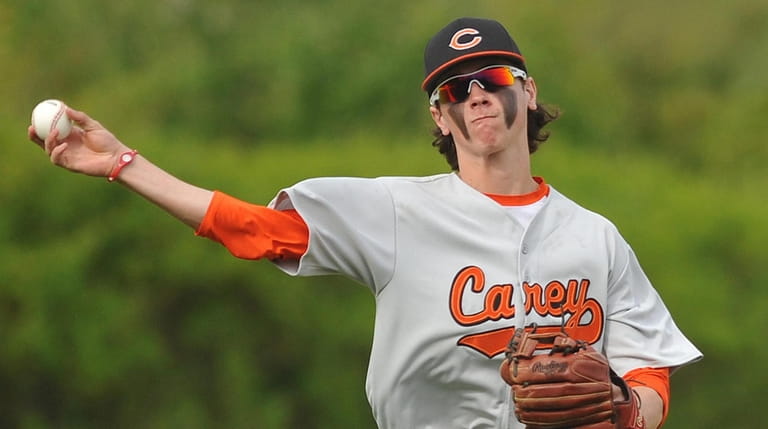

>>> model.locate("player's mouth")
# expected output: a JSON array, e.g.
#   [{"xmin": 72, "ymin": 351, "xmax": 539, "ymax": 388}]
[{"xmin": 471, "ymin": 114, "xmax": 497, "ymax": 123}]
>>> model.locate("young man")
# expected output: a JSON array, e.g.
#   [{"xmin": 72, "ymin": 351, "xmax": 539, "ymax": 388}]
[{"xmin": 30, "ymin": 17, "xmax": 701, "ymax": 429}]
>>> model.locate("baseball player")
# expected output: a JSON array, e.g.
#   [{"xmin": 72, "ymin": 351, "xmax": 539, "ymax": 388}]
[{"xmin": 30, "ymin": 17, "xmax": 701, "ymax": 429}]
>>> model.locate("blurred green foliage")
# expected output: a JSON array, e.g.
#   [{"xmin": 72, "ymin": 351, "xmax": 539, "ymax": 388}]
[{"xmin": 1, "ymin": 0, "xmax": 766, "ymax": 428}]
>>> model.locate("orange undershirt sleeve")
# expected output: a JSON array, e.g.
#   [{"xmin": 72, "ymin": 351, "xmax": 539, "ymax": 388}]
[
  {"xmin": 195, "ymin": 191, "xmax": 309, "ymax": 261},
  {"xmin": 623, "ymin": 367, "xmax": 671, "ymax": 426}
]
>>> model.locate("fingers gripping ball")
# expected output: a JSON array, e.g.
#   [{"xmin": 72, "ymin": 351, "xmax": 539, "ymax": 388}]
[
  {"xmin": 31, "ymin": 99, "xmax": 72, "ymax": 140},
  {"xmin": 499, "ymin": 328, "xmax": 645, "ymax": 429}
]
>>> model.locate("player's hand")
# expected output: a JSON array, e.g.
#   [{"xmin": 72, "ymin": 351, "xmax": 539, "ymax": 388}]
[{"xmin": 29, "ymin": 107, "xmax": 130, "ymax": 178}]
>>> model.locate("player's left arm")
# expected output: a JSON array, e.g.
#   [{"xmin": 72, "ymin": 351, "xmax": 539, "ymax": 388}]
[
  {"xmin": 634, "ymin": 386, "xmax": 663, "ymax": 429},
  {"xmin": 603, "ymin": 229, "xmax": 701, "ymax": 428},
  {"xmin": 622, "ymin": 367, "xmax": 670, "ymax": 429}
]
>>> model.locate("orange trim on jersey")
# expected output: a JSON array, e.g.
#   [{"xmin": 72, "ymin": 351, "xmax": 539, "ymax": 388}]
[
  {"xmin": 484, "ymin": 177, "xmax": 550, "ymax": 206},
  {"xmin": 196, "ymin": 191, "xmax": 309, "ymax": 260},
  {"xmin": 624, "ymin": 367, "xmax": 671, "ymax": 426}
]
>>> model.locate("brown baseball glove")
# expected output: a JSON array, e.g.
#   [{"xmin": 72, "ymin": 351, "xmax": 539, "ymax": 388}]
[{"xmin": 499, "ymin": 327, "xmax": 645, "ymax": 429}]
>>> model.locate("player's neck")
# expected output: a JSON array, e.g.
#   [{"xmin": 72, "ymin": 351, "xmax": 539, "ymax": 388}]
[
  {"xmin": 456, "ymin": 147, "xmax": 537, "ymax": 195},
  {"xmin": 457, "ymin": 163, "xmax": 538, "ymax": 195}
]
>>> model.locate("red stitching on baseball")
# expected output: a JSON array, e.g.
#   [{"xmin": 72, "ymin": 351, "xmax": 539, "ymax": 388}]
[{"xmin": 50, "ymin": 102, "xmax": 65, "ymax": 136}]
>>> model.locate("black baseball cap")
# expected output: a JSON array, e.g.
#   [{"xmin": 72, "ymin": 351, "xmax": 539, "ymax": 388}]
[{"xmin": 422, "ymin": 17, "xmax": 527, "ymax": 95}]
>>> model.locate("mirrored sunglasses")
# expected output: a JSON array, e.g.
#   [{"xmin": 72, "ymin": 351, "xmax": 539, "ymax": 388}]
[{"xmin": 429, "ymin": 65, "xmax": 528, "ymax": 106}]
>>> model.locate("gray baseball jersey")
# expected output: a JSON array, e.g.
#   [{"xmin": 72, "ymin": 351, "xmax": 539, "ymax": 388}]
[{"xmin": 268, "ymin": 172, "xmax": 702, "ymax": 429}]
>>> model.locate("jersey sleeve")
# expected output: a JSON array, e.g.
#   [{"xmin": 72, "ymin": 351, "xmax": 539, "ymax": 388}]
[
  {"xmin": 268, "ymin": 177, "xmax": 396, "ymax": 293},
  {"xmin": 196, "ymin": 191, "xmax": 309, "ymax": 260},
  {"xmin": 603, "ymin": 231, "xmax": 703, "ymax": 376}
]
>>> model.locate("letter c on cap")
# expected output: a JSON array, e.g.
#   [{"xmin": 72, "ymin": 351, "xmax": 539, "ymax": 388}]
[{"xmin": 449, "ymin": 28, "xmax": 482, "ymax": 50}]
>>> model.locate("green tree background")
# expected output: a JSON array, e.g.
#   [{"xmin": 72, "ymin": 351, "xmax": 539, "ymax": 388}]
[{"xmin": 1, "ymin": 0, "xmax": 766, "ymax": 427}]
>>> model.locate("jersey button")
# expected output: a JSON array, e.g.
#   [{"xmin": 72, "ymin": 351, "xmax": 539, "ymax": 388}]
[{"xmin": 521, "ymin": 244, "xmax": 529, "ymax": 254}]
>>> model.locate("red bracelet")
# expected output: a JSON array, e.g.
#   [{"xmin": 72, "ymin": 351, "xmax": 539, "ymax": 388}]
[{"xmin": 107, "ymin": 149, "xmax": 138, "ymax": 182}]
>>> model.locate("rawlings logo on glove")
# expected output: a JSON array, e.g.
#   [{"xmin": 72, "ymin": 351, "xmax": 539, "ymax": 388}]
[{"xmin": 500, "ymin": 327, "xmax": 645, "ymax": 429}]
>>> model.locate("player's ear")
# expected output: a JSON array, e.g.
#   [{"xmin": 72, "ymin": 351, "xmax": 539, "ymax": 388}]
[
  {"xmin": 524, "ymin": 77, "xmax": 538, "ymax": 110},
  {"xmin": 429, "ymin": 105, "xmax": 451, "ymax": 136}
]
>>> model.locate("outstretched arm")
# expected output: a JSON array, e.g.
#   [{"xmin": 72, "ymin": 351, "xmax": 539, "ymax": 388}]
[
  {"xmin": 29, "ymin": 106, "xmax": 213, "ymax": 229},
  {"xmin": 111, "ymin": 153, "xmax": 214, "ymax": 229}
]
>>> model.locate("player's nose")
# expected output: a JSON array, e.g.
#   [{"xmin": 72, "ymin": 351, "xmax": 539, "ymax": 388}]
[{"xmin": 467, "ymin": 80, "xmax": 491, "ymax": 107}]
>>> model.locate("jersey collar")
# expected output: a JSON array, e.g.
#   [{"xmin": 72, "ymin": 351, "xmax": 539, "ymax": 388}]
[{"xmin": 484, "ymin": 177, "xmax": 550, "ymax": 206}]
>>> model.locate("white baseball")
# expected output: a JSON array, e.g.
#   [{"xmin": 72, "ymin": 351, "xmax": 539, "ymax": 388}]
[{"xmin": 31, "ymin": 99, "xmax": 72, "ymax": 140}]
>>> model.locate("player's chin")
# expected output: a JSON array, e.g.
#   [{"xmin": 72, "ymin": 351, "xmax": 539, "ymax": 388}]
[{"xmin": 468, "ymin": 129, "xmax": 507, "ymax": 149}]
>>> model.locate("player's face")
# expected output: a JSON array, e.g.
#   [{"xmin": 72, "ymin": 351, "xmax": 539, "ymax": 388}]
[{"xmin": 429, "ymin": 59, "xmax": 538, "ymax": 159}]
